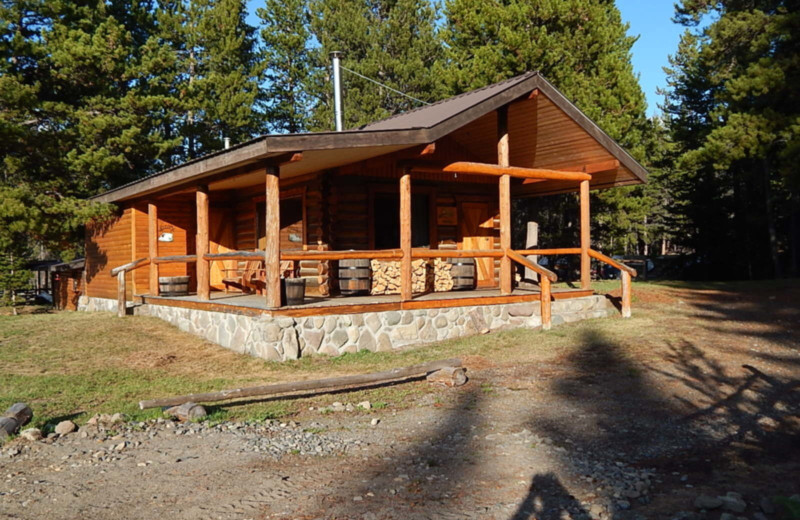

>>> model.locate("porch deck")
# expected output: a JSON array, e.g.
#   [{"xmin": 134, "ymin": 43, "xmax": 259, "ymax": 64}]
[{"xmin": 139, "ymin": 286, "xmax": 594, "ymax": 318}]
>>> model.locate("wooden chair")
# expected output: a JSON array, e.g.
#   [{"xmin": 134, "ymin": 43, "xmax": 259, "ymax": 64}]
[
  {"xmin": 221, "ymin": 260, "xmax": 263, "ymax": 294},
  {"xmin": 250, "ymin": 260, "xmax": 298, "ymax": 295}
]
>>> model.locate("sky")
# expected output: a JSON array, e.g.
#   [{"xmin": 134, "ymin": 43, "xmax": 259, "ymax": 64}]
[
  {"xmin": 616, "ymin": 0, "xmax": 687, "ymax": 116},
  {"xmin": 247, "ymin": 0, "xmax": 690, "ymax": 118}
]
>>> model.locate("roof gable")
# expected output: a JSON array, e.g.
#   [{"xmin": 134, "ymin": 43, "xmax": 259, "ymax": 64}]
[{"xmin": 94, "ymin": 72, "xmax": 647, "ymax": 203}]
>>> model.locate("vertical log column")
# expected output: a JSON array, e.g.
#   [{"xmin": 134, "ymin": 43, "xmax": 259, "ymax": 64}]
[
  {"xmin": 400, "ymin": 167, "xmax": 412, "ymax": 301},
  {"xmin": 196, "ymin": 185, "xmax": 210, "ymax": 300},
  {"xmin": 580, "ymin": 179, "xmax": 591, "ymax": 290},
  {"xmin": 497, "ymin": 106, "xmax": 512, "ymax": 295},
  {"xmin": 148, "ymin": 201, "xmax": 159, "ymax": 296},
  {"xmin": 264, "ymin": 165, "xmax": 282, "ymax": 308},
  {"xmin": 621, "ymin": 271, "xmax": 632, "ymax": 318}
]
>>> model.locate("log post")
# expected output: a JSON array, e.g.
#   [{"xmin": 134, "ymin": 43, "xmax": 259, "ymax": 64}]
[
  {"xmin": 265, "ymin": 164, "xmax": 282, "ymax": 308},
  {"xmin": 400, "ymin": 167, "xmax": 412, "ymax": 301},
  {"xmin": 148, "ymin": 201, "xmax": 159, "ymax": 296},
  {"xmin": 580, "ymin": 179, "xmax": 591, "ymax": 290},
  {"xmin": 497, "ymin": 106, "xmax": 512, "ymax": 295},
  {"xmin": 540, "ymin": 276, "xmax": 552, "ymax": 330},
  {"xmin": 117, "ymin": 270, "xmax": 126, "ymax": 317},
  {"xmin": 196, "ymin": 185, "xmax": 210, "ymax": 301},
  {"xmin": 621, "ymin": 270, "xmax": 632, "ymax": 318}
]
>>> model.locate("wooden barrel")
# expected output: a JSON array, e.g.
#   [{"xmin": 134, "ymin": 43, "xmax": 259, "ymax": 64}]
[
  {"xmin": 158, "ymin": 276, "xmax": 190, "ymax": 296},
  {"xmin": 338, "ymin": 258, "xmax": 371, "ymax": 296},
  {"xmin": 448, "ymin": 258, "xmax": 476, "ymax": 290},
  {"xmin": 284, "ymin": 278, "xmax": 306, "ymax": 306}
]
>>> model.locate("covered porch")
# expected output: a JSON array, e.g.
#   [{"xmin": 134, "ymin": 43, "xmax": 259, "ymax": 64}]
[{"xmin": 98, "ymin": 73, "xmax": 643, "ymax": 333}]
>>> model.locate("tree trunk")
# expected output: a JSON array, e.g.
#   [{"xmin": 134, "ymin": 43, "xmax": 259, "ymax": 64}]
[
  {"xmin": 763, "ymin": 158, "xmax": 781, "ymax": 278},
  {"xmin": 791, "ymin": 189, "xmax": 800, "ymax": 277}
]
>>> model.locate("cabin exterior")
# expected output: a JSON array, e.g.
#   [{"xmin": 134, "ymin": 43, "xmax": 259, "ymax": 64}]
[{"xmin": 80, "ymin": 72, "xmax": 644, "ymax": 361}]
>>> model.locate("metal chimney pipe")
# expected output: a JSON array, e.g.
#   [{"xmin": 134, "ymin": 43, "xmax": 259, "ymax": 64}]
[
  {"xmin": 224, "ymin": 137, "xmax": 231, "ymax": 149},
  {"xmin": 330, "ymin": 51, "xmax": 343, "ymax": 132}
]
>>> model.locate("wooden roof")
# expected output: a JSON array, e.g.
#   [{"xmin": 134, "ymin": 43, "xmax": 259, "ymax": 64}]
[{"xmin": 94, "ymin": 72, "xmax": 647, "ymax": 203}]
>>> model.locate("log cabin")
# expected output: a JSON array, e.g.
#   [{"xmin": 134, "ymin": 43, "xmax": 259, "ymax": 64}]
[{"xmin": 81, "ymin": 72, "xmax": 645, "ymax": 361}]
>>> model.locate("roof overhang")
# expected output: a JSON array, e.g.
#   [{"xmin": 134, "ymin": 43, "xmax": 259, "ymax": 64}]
[{"xmin": 92, "ymin": 73, "xmax": 648, "ymax": 204}]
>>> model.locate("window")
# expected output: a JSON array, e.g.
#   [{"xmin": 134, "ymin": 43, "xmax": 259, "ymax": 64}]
[
  {"xmin": 373, "ymin": 192, "xmax": 430, "ymax": 249},
  {"xmin": 256, "ymin": 197, "xmax": 304, "ymax": 251}
]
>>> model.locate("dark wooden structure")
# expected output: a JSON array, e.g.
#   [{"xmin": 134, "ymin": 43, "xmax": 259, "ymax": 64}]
[{"xmin": 86, "ymin": 72, "xmax": 643, "ymax": 326}]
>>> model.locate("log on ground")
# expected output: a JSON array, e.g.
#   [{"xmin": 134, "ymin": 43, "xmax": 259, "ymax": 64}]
[{"xmin": 140, "ymin": 358, "xmax": 463, "ymax": 409}]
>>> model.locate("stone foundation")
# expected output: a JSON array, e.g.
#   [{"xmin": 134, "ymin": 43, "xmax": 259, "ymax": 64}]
[{"xmin": 79, "ymin": 294, "xmax": 617, "ymax": 362}]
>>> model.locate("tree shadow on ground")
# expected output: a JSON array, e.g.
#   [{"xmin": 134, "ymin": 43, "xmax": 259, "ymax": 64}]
[
  {"xmin": 305, "ymin": 386, "xmax": 488, "ymax": 519},
  {"xmin": 298, "ymin": 284, "xmax": 799, "ymax": 519}
]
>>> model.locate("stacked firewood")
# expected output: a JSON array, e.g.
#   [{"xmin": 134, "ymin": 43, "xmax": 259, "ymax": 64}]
[{"xmin": 371, "ymin": 258, "xmax": 453, "ymax": 295}]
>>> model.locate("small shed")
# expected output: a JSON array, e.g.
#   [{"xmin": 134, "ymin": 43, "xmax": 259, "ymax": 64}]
[{"xmin": 51, "ymin": 259, "xmax": 85, "ymax": 311}]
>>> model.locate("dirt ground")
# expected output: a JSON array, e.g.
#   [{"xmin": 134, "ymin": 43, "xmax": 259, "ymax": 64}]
[{"xmin": 1, "ymin": 283, "xmax": 799, "ymax": 520}]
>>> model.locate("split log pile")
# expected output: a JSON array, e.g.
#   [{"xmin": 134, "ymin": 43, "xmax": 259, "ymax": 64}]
[{"xmin": 370, "ymin": 258, "xmax": 453, "ymax": 295}]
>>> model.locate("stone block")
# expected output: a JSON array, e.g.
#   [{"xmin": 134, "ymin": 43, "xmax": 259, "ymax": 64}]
[
  {"xmin": 330, "ymin": 329, "xmax": 348, "ymax": 348},
  {"xmin": 507, "ymin": 303, "xmax": 534, "ymax": 317},
  {"xmin": 357, "ymin": 331, "xmax": 376, "ymax": 352},
  {"xmin": 262, "ymin": 323, "xmax": 282, "ymax": 342},
  {"xmin": 391, "ymin": 324, "xmax": 418, "ymax": 341},
  {"xmin": 376, "ymin": 333, "xmax": 393, "ymax": 352},
  {"xmin": 302, "ymin": 329, "xmax": 324, "ymax": 352},
  {"xmin": 282, "ymin": 329, "xmax": 300, "ymax": 360},
  {"xmin": 384, "ymin": 311, "xmax": 401, "ymax": 326},
  {"xmin": 365, "ymin": 314, "xmax": 382, "ymax": 333}
]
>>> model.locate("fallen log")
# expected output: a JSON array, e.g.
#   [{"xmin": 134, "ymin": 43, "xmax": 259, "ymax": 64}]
[
  {"xmin": 140, "ymin": 358, "xmax": 463, "ymax": 410},
  {"xmin": 0, "ymin": 403, "xmax": 33, "ymax": 439},
  {"xmin": 426, "ymin": 367, "xmax": 468, "ymax": 387}
]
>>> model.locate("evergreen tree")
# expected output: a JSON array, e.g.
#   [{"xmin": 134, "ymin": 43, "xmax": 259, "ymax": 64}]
[
  {"xmin": 664, "ymin": 0, "xmax": 800, "ymax": 278},
  {"xmin": 306, "ymin": 0, "xmax": 445, "ymax": 130},
  {"xmin": 259, "ymin": 0, "xmax": 314, "ymax": 133},
  {"xmin": 445, "ymin": 0, "xmax": 657, "ymax": 256},
  {"xmin": 444, "ymin": 0, "xmax": 648, "ymax": 153},
  {"xmin": 153, "ymin": 0, "xmax": 264, "ymax": 158}
]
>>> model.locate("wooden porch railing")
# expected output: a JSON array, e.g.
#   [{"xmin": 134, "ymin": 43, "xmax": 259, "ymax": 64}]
[
  {"xmin": 109, "ymin": 247, "xmax": 637, "ymax": 322},
  {"xmin": 506, "ymin": 249, "xmax": 558, "ymax": 330},
  {"xmin": 109, "ymin": 257, "xmax": 149, "ymax": 317}
]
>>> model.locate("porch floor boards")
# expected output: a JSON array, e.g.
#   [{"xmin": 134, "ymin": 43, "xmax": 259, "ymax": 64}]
[{"xmin": 139, "ymin": 286, "xmax": 594, "ymax": 318}]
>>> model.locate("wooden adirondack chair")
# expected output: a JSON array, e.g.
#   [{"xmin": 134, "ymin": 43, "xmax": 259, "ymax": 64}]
[
  {"xmin": 221, "ymin": 260, "xmax": 263, "ymax": 294},
  {"xmin": 250, "ymin": 260, "xmax": 298, "ymax": 295}
]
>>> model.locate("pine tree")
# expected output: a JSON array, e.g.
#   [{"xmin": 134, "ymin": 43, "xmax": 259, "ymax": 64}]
[
  {"xmin": 664, "ymin": 0, "xmax": 800, "ymax": 278},
  {"xmin": 445, "ymin": 0, "xmax": 655, "ymax": 256},
  {"xmin": 259, "ymin": 0, "xmax": 314, "ymax": 133},
  {"xmin": 306, "ymin": 0, "xmax": 445, "ymax": 130},
  {"xmin": 444, "ymin": 0, "xmax": 648, "ymax": 152},
  {"xmin": 153, "ymin": 0, "xmax": 263, "ymax": 159}
]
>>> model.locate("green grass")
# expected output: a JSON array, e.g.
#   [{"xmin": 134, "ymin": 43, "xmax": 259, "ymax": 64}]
[{"xmin": 0, "ymin": 280, "xmax": 717, "ymax": 429}]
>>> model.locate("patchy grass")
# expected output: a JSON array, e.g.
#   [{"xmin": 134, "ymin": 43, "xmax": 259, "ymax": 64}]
[{"xmin": 0, "ymin": 279, "xmax": 743, "ymax": 428}]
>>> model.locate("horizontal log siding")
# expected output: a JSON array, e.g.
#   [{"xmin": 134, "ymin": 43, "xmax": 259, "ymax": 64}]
[
  {"xmin": 86, "ymin": 198, "xmax": 196, "ymax": 300},
  {"xmin": 85, "ymin": 208, "xmax": 133, "ymax": 300}
]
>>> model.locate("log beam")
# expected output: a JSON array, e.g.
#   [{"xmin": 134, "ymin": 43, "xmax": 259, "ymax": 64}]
[
  {"xmin": 148, "ymin": 201, "xmax": 159, "ymax": 295},
  {"xmin": 400, "ymin": 160, "xmax": 592, "ymax": 182},
  {"xmin": 265, "ymin": 165, "xmax": 281, "ymax": 308},
  {"xmin": 497, "ymin": 106, "xmax": 512, "ymax": 295},
  {"xmin": 400, "ymin": 167, "xmax": 412, "ymax": 301},
  {"xmin": 580, "ymin": 179, "xmax": 591, "ymax": 290},
  {"xmin": 196, "ymin": 185, "xmax": 210, "ymax": 300},
  {"xmin": 117, "ymin": 271, "xmax": 126, "ymax": 318},
  {"xmin": 621, "ymin": 271, "xmax": 632, "ymax": 318}
]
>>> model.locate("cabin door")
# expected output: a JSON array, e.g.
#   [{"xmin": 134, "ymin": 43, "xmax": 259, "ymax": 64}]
[{"xmin": 459, "ymin": 202, "xmax": 495, "ymax": 287}]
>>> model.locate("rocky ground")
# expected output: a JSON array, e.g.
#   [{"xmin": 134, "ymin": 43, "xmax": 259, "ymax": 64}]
[{"xmin": 1, "ymin": 284, "xmax": 799, "ymax": 519}]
